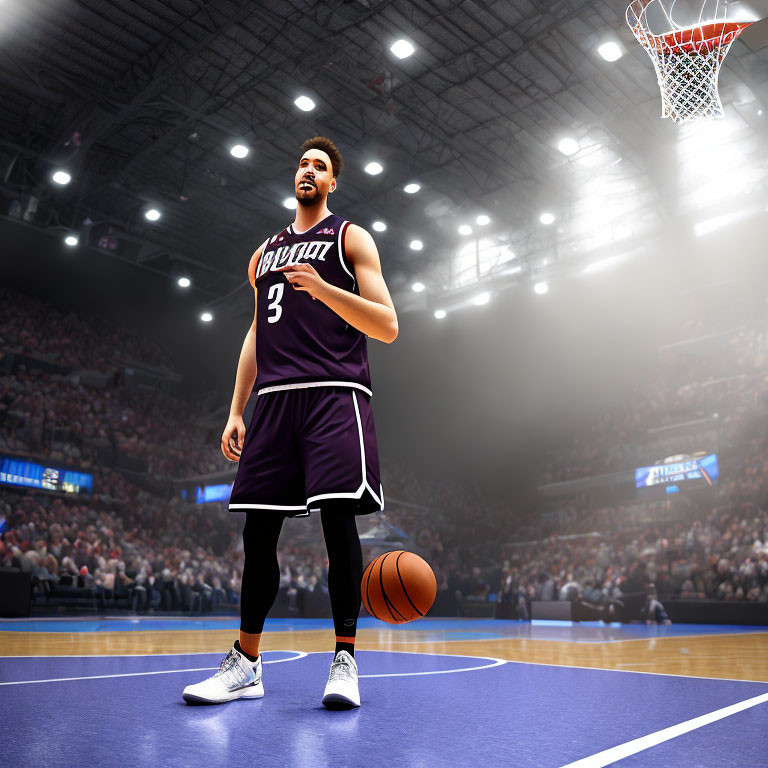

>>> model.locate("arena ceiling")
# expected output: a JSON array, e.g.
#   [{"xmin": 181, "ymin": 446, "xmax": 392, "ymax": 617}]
[{"xmin": 1, "ymin": 0, "xmax": 767, "ymax": 324}]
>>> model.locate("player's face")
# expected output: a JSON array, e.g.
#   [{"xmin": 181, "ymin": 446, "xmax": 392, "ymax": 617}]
[{"xmin": 295, "ymin": 150, "xmax": 334, "ymax": 206}]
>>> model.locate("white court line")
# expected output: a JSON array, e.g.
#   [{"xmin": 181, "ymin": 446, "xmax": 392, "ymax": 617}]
[
  {"xmin": 607, "ymin": 630, "xmax": 768, "ymax": 645},
  {"xmin": 3, "ymin": 619, "xmax": 764, "ymax": 645},
  {"xmin": 360, "ymin": 657, "xmax": 506, "ymax": 678},
  {"xmin": 487, "ymin": 655, "xmax": 768, "ymax": 687},
  {"xmin": 0, "ymin": 650, "xmax": 504, "ymax": 684},
  {"xmin": 311, "ymin": 648, "xmax": 768, "ymax": 686},
  {"xmin": 558, "ymin": 692, "xmax": 768, "ymax": 768},
  {"xmin": 0, "ymin": 616, "xmax": 239, "ymax": 622},
  {"xmin": 306, "ymin": 649, "xmax": 507, "ymax": 678},
  {"xmin": 3, "ymin": 648, "xmax": 767, "ymax": 686},
  {"xmin": 407, "ymin": 630, "xmax": 768, "ymax": 646},
  {"xmin": 0, "ymin": 667, "xmax": 220, "ymax": 686},
  {"xmin": 0, "ymin": 652, "xmax": 261, "ymax": 658},
  {"xmin": 0, "ymin": 651, "xmax": 308, "ymax": 686},
  {"xmin": 353, "ymin": 635, "xmax": 503, "ymax": 646}
]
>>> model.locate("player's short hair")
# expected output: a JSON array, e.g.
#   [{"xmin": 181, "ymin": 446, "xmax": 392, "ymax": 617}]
[{"xmin": 300, "ymin": 136, "xmax": 343, "ymax": 178}]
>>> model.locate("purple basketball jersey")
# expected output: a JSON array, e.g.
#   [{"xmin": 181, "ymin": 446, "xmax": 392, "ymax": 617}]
[{"xmin": 252, "ymin": 213, "xmax": 373, "ymax": 397}]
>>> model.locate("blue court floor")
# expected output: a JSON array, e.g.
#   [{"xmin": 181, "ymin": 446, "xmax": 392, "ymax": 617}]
[{"xmin": 2, "ymin": 618, "xmax": 767, "ymax": 767}]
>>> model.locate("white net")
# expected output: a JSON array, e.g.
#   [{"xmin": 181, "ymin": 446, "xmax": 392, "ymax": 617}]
[
  {"xmin": 626, "ymin": 1, "xmax": 752, "ymax": 124},
  {"xmin": 647, "ymin": 36, "xmax": 733, "ymax": 122}
]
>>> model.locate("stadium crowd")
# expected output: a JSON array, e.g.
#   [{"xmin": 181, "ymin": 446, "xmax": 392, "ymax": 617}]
[
  {"xmin": 540, "ymin": 320, "xmax": 768, "ymax": 484},
  {"xmin": 0, "ymin": 469, "xmax": 243, "ymax": 612},
  {"xmin": 0, "ymin": 355, "xmax": 228, "ymax": 481},
  {"xmin": 2, "ymin": 288, "xmax": 768, "ymax": 617},
  {"xmin": 0, "ymin": 287, "xmax": 177, "ymax": 374}
]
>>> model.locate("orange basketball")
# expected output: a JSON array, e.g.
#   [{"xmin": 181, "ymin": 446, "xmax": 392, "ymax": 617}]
[{"xmin": 361, "ymin": 551, "xmax": 436, "ymax": 624}]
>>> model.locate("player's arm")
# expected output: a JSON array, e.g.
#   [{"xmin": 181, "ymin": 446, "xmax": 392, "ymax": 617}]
[
  {"xmin": 232, "ymin": 245, "xmax": 262, "ymax": 409},
  {"xmin": 221, "ymin": 244, "xmax": 263, "ymax": 462},
  {"xmin": 317, "ymin": 224, "xmax": 398, "ymax": 343}
]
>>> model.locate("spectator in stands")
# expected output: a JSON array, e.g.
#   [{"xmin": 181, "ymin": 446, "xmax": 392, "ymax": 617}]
[
  {"xmin": 644, "ymin": 586, "xmax": 672, "ymax": 625},
  {"xmin": 559, "ymin": 573, "xmax": 580, "ymax": 602}
]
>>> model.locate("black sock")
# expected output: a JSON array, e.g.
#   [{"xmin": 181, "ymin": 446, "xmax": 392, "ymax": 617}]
[
  {"xmin": 335, "ymin": 641, "xmax": 355, "ymax": 658},
  {"xmin": 234, "ymin": 639, "xmax": 259, "ymax": 662}
]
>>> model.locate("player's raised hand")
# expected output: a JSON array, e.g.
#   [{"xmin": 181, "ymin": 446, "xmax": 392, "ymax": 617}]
[
  {"xmin": 221, "ymin": 414, "xmax": 246, "ymax": 462},
  {"xmin": 275, "ymin": 263, "xmax": 327, "ymax": 300}
]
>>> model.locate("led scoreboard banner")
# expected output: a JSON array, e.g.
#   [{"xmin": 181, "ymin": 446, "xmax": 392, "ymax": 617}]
[
  {"xmin": 635, "ymin": 453, "xmax": 719, "ymax": 494},
  {"xmin": 194, "ymin": 483, "xmax": 233, "ymax": 504},
  {"xmin": 179, "ymin": 483, "xmax": 233, "ymax": 504},
  {"xmin": 0, "ymin": 455, "xmax": 93, "ymax": 495}
]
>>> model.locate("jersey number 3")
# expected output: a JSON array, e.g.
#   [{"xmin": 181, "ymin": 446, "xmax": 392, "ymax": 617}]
[{"xmin": 266, "ymin": 283, "xmax": 284, "ymax": 324}]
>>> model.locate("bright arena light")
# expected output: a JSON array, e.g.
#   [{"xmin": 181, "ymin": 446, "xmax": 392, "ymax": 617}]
[
  {"xmin": 534, "ymin": 281, "xmax": 549, "ymax": 295},
  {"xmin": 145, "ymin": 208, "xmax": 161, "ymax": 221},
  {"xmin": 434, "ymin": 309, "xmax": 447, "ymax": 319},
  {"xmin": 64, "ymin": 234, "xmax": 78, "ymax": 247},
  {"xmin": 693, "ymin": 212, "xmax": 745, "ymax": 238},
  {"xmin": 539, "ymin": 212, "xmax": 555, "ymax": 225},
  {"xmin": 200, "ymin": 312, "xmax": 213, "ymax": 322},
  {"xmin": 557, "ymin": 138, "xmax": 580, "ymax": 156},
  {"xmin": 294, "ymin": 95, "xmax": 316, "ymax": 111},
  {"xmin": 598, "ymin": 41, "xmax": 623, "ymax": 62},
  {"xmin": 412, "ymin": 282, "xmax": 425, "ymax": 292},
  {"xmin": 230, "ymin": 144, "xmax": 249, "ymax": 159},
  {"xmin": 409, "ymin": 239, "xmax": 423, "ymax": 251},
  {"xmin": 178, "ymin": 277, "xmax": 191, "ymax": 288},
  {"xmin": 52, "ymin": 170, "xmax": 72, "ymax": 186},
  {"xmin": 476, "ymin": 215, "xmax": 491, "ymax": 226},
  {"xmin": 364, "ymin": 161, "xmax": 383, "ymax": 175},
  {"xmin": 283, "ymin": 197, "xmax": 298, "ymax": 209},
  {"xmin": 404, "ymin": 183, "xmax": 420, "ymax": 194},
  {"xmin": 584, "ymin": 256, "xmax": 623, "ymax": 275},
  {"xmin": 472, "ymin": 292, "xmax": 490, "ymax": 306},
  {"xmin": 458, "ymin": 225, "xmax": 473, "ymax": 235},
  {"xmin": 391, "ymin": 39, "xmax": 415, "ymax": 59},
  {"xmin": 372, "ymin": 221, "xmax": 387, "ymax": 232}
]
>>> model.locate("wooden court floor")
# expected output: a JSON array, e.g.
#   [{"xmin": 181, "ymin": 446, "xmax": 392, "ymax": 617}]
[{"xmin": 3, "ymin": 624, "xmax": 767, "ymax": 683}]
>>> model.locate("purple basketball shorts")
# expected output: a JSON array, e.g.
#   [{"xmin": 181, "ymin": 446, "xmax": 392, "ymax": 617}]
[{"xmin": 228, "ymin": 385, "xmax": 384, "ymax": 517}]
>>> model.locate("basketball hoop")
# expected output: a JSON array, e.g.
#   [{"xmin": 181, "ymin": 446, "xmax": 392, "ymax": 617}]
[{"xmin": 626, "ymin": 0, "xmax": 753, "ymax": 123}]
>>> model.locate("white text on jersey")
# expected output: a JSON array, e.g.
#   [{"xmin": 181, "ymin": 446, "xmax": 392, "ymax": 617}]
[{"xmin": 256, "ymin": 240, "xmax": 335, "ymax": 280}]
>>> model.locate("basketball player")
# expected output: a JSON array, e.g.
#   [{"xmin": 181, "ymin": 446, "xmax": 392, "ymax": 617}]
[{"xmin": 182, "ymin": 137, "xmax": 397, "ymax": 709}]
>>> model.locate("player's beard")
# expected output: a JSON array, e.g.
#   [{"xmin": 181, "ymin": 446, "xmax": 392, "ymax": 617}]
[{"xmin": 296, "ymin": 186, "xmax": 325, "ymax": 207}]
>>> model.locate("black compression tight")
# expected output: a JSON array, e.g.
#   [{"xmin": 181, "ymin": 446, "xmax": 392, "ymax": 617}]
[
  {"xmin": 239, "ymin": 505, "xmax": 363, "ymax": 638},
  {"xmin": 239, "ymin": 512, "xmax": 283, "ymax": 635},
  {"xmin": 321, "ymin": 507, "xmax": 363, "ymax": 638}
]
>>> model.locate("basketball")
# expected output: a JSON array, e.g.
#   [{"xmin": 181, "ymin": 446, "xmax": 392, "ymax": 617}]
[{"xmin": 361, "ymin": 551, "xmax": 437, "ymax": 624}]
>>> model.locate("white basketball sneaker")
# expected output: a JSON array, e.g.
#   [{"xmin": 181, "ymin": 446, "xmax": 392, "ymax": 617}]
[
  {"xmin": 322, "ymin": 650, "xmax": 360, "ymax": 709},
  {"xmin": 182, "ymin": 641, "xmax": 263, "ymax": 704}
]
